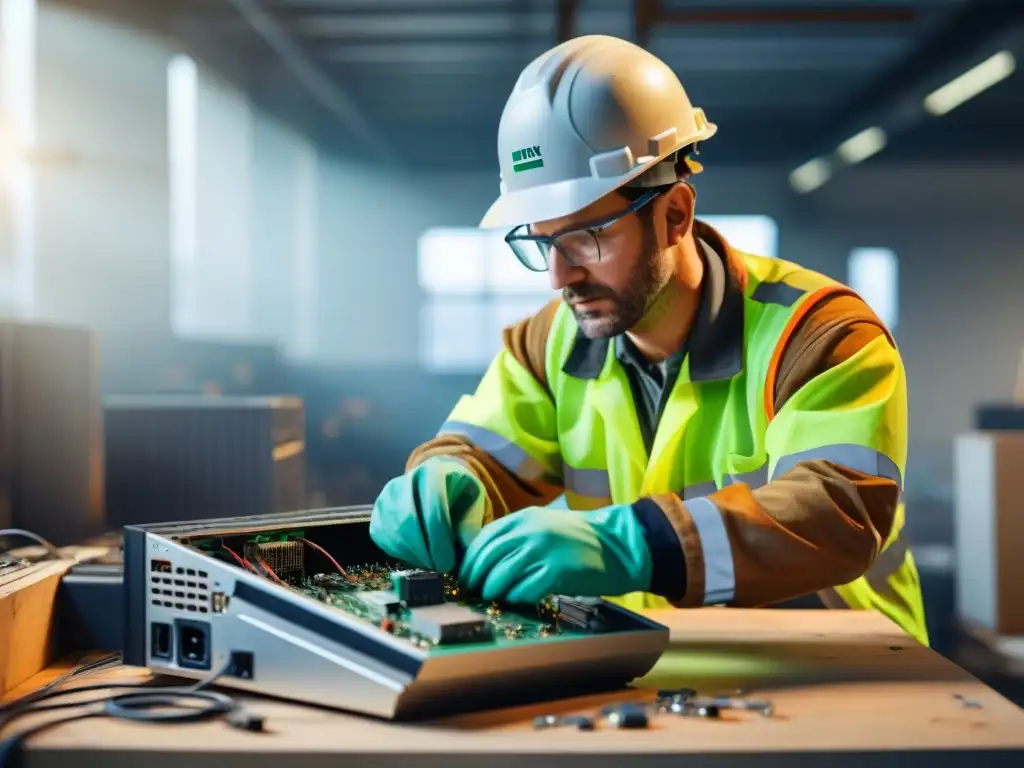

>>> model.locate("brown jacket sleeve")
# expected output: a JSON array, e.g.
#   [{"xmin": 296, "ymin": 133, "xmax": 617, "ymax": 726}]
[
  {"xmin": 404, "ymin": 299, "xmax": 564, "ymax": 519},
  {"xmin": 646, "ymin": 293, "xmax": 902, "ymax": 607}
]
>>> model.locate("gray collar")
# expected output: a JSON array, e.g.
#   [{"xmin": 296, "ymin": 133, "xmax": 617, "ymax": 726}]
[{"xmin": 562, "ymin": 230, "xmax": 746, "ymax": 382}]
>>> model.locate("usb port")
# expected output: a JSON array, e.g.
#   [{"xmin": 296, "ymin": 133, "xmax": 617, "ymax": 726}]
[{"xmin": 151, "ymin": 560, "xmax": 172, "ymax": 573}]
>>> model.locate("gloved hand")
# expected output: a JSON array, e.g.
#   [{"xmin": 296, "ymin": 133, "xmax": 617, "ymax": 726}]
[
  {"xmin": 458, "ymin": 504, "xmax": 653, "ymax": 604},
  {"xmin": 370, "ymin": 457, "xmax": 488, "ymax": 573}
]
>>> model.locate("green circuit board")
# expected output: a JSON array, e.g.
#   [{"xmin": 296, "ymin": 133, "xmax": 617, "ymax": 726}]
[
  {"xmin": 213, "ymin": 535, "xmax": 614, "ymax": 653},
  {"xmin": 297, "ymin": 563, "xmax": 584, "ymax": 653}
]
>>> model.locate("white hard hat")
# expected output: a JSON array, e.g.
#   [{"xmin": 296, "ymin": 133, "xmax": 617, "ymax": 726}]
[{"xmin": 480, "ymin": 35, "xmax": 717, "ymax": 230}]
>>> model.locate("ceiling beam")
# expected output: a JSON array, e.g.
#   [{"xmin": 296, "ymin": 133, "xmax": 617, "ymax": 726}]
[
  {"xmin": 224, "ymin": 0, "xmax": 400, "ymax": 165},
  {"xmin": 634, "ymin": 1, "xmax": 915, "ymax": 48},
  {"xmin": 794, "ymin": 0, "xmax": 1024, "ymax": 190},
  {"xmin": 659, "ymin": 4, "xmax": 915, "ymax": 26},
  {"xmin": 556, "ymin": 0, "xmax": 579, "ymax": 44}
]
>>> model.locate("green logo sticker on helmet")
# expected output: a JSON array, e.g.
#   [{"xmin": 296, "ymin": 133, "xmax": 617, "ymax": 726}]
[{"xmin": 512, "ymin": 146, "xmax": 543, "ymax": 173}]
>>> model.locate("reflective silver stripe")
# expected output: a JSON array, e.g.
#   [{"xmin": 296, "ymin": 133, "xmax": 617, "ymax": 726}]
[
  {"xmin": 771, "ymin": 444, "xmax": 903, "ymax": 488},
  {"xmin": 728, "ymin": 466, "xmax": 768, "ymax": 489},
  {"xmin": 818, "ymin": 531, "xmax": 910, "ymax": 608},
  {"xmin": 681, "ymin": 481, "xmax": 716, "ymax": 500},
  {"xmin": 686, "ymin": 497, "xmax": 736, "ymax": 605},
  {"xmin": 864, "ymin": 533, "xmax": 909, "ymax": 598},
  {"xmin": 680, "ymin": 466, "xmax": 769, "ymax": 500},
  {"xmin": 438, "ymin": 421, "xmax": 549, "ymax": 482},
  {"xmin": 750, "ymin": 280, "xmax": 803, "ymax": 308},
  {"xmin": 563, "ymin": 464, "xmax": 611, "ymax": 498}
]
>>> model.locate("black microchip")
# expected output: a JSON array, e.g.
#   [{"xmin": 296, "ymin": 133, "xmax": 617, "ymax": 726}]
[
  {"xmin": 392, "ymin": 569, "xmax": 445, "ymax": 607},
  {"xmin": 549, "ymin": 596, "xmax": 607, "ymax": 633}
]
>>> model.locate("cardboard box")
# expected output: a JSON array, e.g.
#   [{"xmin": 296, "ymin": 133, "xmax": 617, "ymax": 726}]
[{"xmin": 955, "ymin": 431, "xmax": 1024, "ymax": 637}]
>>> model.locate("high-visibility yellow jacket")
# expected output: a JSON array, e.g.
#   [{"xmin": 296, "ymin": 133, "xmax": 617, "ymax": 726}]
[{"xmin": 408, "ymin": 222, "xmax": 928, "ymax": 645}]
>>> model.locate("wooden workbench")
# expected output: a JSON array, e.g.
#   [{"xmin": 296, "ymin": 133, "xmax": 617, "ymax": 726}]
[
  {"xmin": 1, "ymin": 546, "xmax": 109, "ymax": 696},
  {"xmin": 5, "ymin": 609, "xmax": 1024, "ymax": 767}
]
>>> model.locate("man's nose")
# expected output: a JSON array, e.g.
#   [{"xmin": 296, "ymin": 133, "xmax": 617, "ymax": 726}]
[{"xmin": 548, "ymin": 249, "xmax": 586, "ymax": 291}]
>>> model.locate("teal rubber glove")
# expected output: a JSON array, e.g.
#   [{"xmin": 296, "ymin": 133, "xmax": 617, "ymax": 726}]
[
  {"xmin": 370, "ymin": 457, "xmax": 488, "ymax": 573},
  {"xmin": 458, "ymin": 504, "xmax": 653, "ymax": 605}
]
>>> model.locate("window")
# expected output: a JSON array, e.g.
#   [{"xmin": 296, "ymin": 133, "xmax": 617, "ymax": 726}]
[
  {"xmin": 418, "ymin": 227, "xmax": 552, "ymax": 371},
  {"xmin": 700, "ymin": 215, "xmax": 778, "ymax": 257},
  {"xmin": 0, "ymin": 0, "xmax": 37, "ymax": 317},
  {"xmin": 848, "ymin": 247, "xmax": 898, "ymax": 329},
  {"xmin": 417, "ymin": 214, "xmax": 781, "ymax": 371},
  {"xmin": 168, "ymin": 54, "xmax": 255, "ymax": 341}
]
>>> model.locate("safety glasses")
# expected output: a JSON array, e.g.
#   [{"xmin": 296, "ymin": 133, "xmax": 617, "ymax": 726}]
[{"xmin": 504, "ymin": 188, "xmax": 664, "ymax": 272}]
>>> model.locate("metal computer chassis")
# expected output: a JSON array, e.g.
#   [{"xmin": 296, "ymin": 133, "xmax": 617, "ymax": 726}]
[{"xmin": 122, "ymin": 506, "xmax": 670, "ymax": 720}]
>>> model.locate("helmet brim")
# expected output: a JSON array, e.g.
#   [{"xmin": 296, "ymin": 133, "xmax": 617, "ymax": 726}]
[{"xmin": 479, "ymin": 124, "xmax": 717, "ymax": 230}]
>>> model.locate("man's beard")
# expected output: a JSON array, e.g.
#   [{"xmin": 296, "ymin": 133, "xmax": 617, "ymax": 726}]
[{"xmin": 563, "ymin": 221, "xmax": 665, "ymax": 339}]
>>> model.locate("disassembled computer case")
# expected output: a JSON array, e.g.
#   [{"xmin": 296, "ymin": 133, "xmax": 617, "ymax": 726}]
[{"xmin": 123, "ymin": 506, "xmax": 670, "ymax": 720}]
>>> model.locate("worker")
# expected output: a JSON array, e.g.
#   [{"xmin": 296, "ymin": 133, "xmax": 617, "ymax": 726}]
[{"xmin": 370, "ymin": 35, "xmax": 928, "ymax": 645}]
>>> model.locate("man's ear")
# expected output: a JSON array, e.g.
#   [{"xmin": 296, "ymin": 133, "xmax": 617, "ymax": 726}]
[{"xmin": 662, "ymin": 183, "xmax": 695, "ymax": 245}]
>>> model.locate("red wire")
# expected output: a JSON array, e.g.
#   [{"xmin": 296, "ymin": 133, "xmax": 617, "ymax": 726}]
[
  {"xmin": 222, "ymin": 544, "xmax": 282, "ymax": 586},
  {"xmin": 300, "ymin": 538, "xmax": 356, "ymax": 582},
  {"xmin": 221, "ymin": 545, "xmax": 253, "ymax": 571},
  {"xmin": 252, "ymin": 554, "xmax": 284, "ymax": 585}
]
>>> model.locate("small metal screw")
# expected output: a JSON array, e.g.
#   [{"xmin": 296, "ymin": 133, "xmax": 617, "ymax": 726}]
[{"xmin": 533, "ymin": 714, "xmax": 595, "ymax": 731}]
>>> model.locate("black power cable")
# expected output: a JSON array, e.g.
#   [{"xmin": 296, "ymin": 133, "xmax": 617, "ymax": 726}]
[
  {"xmin": 0, "ymin": 653, "xmax": 121, "ymax": 724},
  {"xmin": 0, "ymin": 656, "xmax": 263, "ymax": 766}
]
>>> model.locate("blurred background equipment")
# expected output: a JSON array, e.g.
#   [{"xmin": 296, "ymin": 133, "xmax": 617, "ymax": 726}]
[
  {"xmin": 103, "ymin": 395, "xmax": 305, "ymax": 527},
  {"xmin": 0, "ymin": 321, "xmax": 104, "ymax": 546}
]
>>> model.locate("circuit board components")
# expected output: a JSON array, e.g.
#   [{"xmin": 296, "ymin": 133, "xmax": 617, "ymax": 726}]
[
  {"xmin": 391, "ymin": 569, "xmax": 444, "ymax": 607},
  {"xmin": 243, "ymin": 539, "xmax": 304, "ymax": 581},
  {"xmin": 539, "ymin": 595, "xmax": 608, "ymax": 633},
  {"xmin": 357, "ymin": 590, "xmax": 402, "ymax": 617},
  {"xmin": 408, "ymin": 604, "xmax": 492, "ymax": 644}
]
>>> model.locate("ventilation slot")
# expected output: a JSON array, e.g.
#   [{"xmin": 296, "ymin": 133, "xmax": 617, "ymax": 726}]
[{"xmin": 149, "ymin": 563, "xmax": 210, "ymax": 614}]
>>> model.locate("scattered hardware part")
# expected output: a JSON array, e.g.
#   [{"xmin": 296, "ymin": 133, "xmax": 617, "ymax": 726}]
[
  {"xmin": 357, "ymin": 590, "xmax": 402, "ymax": 617},
  {"xmin": 654, "ymin": 689, "xmax": 771, "ymax": 718},
  {"xmin": 600, "ymin": 703, "xmax": 650, "ymax": 729},
  {"xmin": 953, "ymin": 693, "xmax": 983, "ymax": 709},
  {"xmin": 708, "ymin": 696, "xmax": 774, "ymax": 717},
  {"xmin": 533, "ymin": 714, "xmax": 596, "ymax": 731},
  {"xmin": 243, "ymin": 540, "xmax": 304, "ymax": 581},
  {"xmin": 656, "ymin": 688, "xmax": 697, "ymax": 708},
  {"xmin": 392, "ymin": 569, "xmax": 445, "ymax": 607},
  {"xmin": 678, "ymin": 696, "xmax": 773, "ymax": 718},
  {"xmin": 408, "ymin": 603, "xmax": 493, "ymax": 645},
  {"xmin": 667, "ymin": 700, "xmax": 721, "ymax": 718},
  {"xmin": 504, "ymin": 623, "xmax": 525, "ymax": 639},
  {"xmin": 539, "ymin": 595, "xmax": 608, "ymax": 633}
]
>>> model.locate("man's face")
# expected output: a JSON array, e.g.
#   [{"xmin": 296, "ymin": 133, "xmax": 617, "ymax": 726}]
[{"xmin": 529, "ymin": 190, "xmax": 678, "ymax": 338}]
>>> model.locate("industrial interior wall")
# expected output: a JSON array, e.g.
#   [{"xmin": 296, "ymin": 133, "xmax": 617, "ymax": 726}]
[
  {"xmin": 29, "ymin": 2, "xmax": 318, "ymax": 357},
  {"xmin": 249, "ymin": 115, "xmax": 318, "ymax": 360},
  {"xmin": 33, "ymin": 1, "xmax": 172, "ymax": 333},
  {"xmin": 314, "ymin": 158, "xmax": 432, "ymax": 366},
  {"xmin": 168, "ymin": 54, "xmax": 319, "ymax": 357}
]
